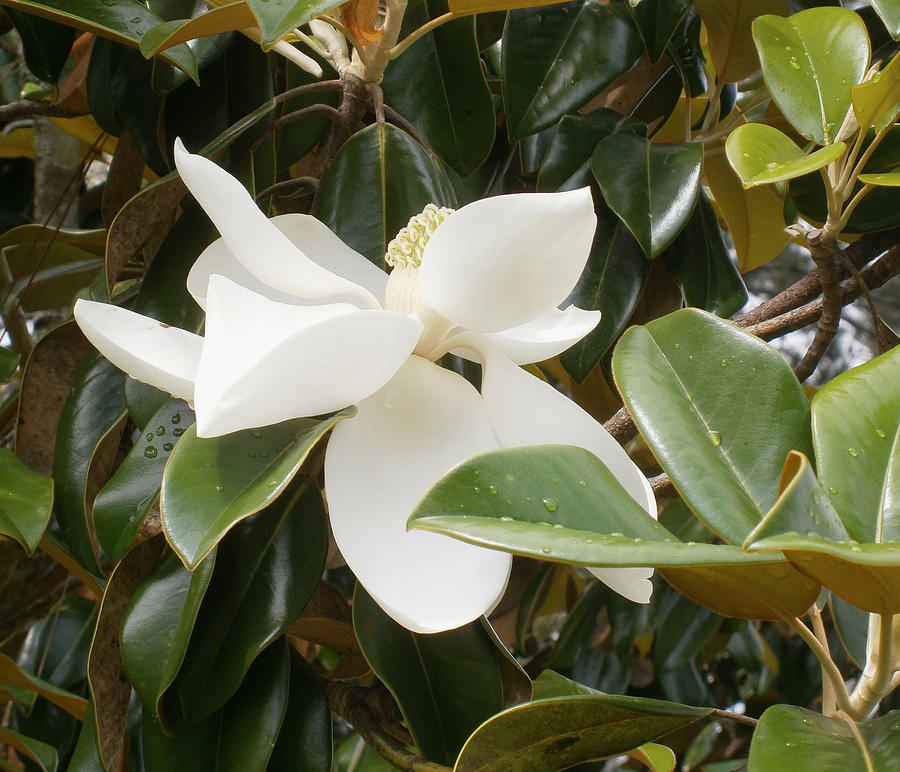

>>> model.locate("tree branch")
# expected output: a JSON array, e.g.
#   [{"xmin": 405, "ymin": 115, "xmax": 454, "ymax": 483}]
[
  {"xmin": 0, "ymin": 99, "xmax": 86, "ymax": 123},
  {"xmin": 793, "ymin": 230, "xmax": 842, "ymax": 382}
]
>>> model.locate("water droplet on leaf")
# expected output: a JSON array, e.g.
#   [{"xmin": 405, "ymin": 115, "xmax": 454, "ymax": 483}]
[
  {"xmin": 541, "ymin": 498, "xmax": 558, "ymax": 512},
  {"xmin": 156, "ymin": 425, "xmax": 165, "ymax": 436},
  {"xmin": 144, "ymin": 446, "xmax": 158, "ymax": 459},
  {"xmin": 488, "ymin": 485, "xmax": 498, "ymax": 494},
  {"xmin": 172, "ymin": 413, "xmax": 181, "ymax": 424},
  {"xmin": 173, "ymin": 428, "xmax": 184, "ymax": 436},
  {"xmin": 163, "ymin": 442, "xmax": 173, "ymax": 452},
  {"xmin": 848, "ymin": 447, "xmax": 858, "ymax": 457}
]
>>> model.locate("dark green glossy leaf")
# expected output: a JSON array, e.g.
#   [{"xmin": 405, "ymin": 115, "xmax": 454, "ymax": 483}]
[
  {"xmin": 810, "ymin": 344, "xmax": 900, "ymax": 542},
  {"xmin": 789, "ymin": 168, "xmax": 900, "ymax": 233},
  {"xmin": 830, "ymin": 594, "xmax": 867, "ymax": 667},
  {"xmin": 592, "ymin": 135, "xmax": 702, "ymax": 258},
  {"xmin": 0, "ymin": 726, "xmax": 58, "ymax": 772},
  {"xmin": 317, "ymin": 124, "xmax": 455, "ymax": 268},
  {"xmin": 502, "ymin": 1, "xmax": 642, "ymax": 140},
  {"xmin": 753, "ymin": 7, "xmax": 869, "ymax": 143},
  {"xmin": 246, "ymin": 0, "xmax": 345, "ymax": 48},
  {"xmin": 748, "ymin": 706, "xmax": 900, "ymax": 770},
  {"xmin": 161, "ymin": 412, "xmax": 346, "ymax": 567},
  {"xmin": 276, "ymin": 52, "xmax": 339, "ymax": 170},
  {"xmin": 453, "ymin": 670, "xmax": 711, "ymax": 772},
  {"xmin": 177, "ymin": 476, "xmax": 328, "ymax": 720},
  {"xmin": 141, "ymin": 695, "xmax": 218, "ymax": 770},
  {"xmin": 52, "ymin": 351, "xmax": 127, "ymax": 575},
  {"xmin": 121, "ymin": 550, "xmax": 216, "ymax": 720},
  {"xmin": 872, "ymin": 0, "xmax": 900, "ymax": 39},
  {"xmin": 4, "ymin": 7, "xmax": 74, "ymax": 83},
  {"xmin": 629, "ymin": 0, "xmax": 691, "ymax": 62},
  {"xmin": 612, "ymin": 308, "xmax": 812, "ymax": 543},
  {"xmin": 0, "ymin": 346, "xmax": 18, "ymax": 383},
  {"xmin": 662, "ymin": 190, "xmax": 747, "ymax": 317},
  {"xmin": 354, "ymin": 588, "xmax": 528, "ymax": 766},
  {"xmin": 0, "ymin": 447, "xmax": 53, "ymax": 553},
  {"xmin": 653, "ymin": 587, "xmax": 723, "ymax": 674},
  {"xmin": 94, "ymin": 400, "xmax": 194, "ymax": 562},
  {"xmin": 269, "ymin": 650, "xmax": 332, "ymax": 771},
  {"xmin": 68, "ymin": 702, "xmax": 104, "ymax": 772},
  {"xmin": 543, "ymin": 582, "xmax": 607, "ymax": 672},
  {"xmin": 2, "ymin": 0, "xmax": 198, "ymax": 79},
  {"xmin": 559, "ymin": 197, "xmax": 650, "ymax": 382},
  {"xmin": 383, "ymin": 0, "xmax": 495, "ymax": 175}
]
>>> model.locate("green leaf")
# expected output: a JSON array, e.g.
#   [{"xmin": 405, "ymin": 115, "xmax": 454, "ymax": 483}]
[
  {"xmin": 139, "ymin": 4, "xmax": 254, "ymax": 58},
  {"xmin": 871, "ymin": 0, "xmax": 900, "ymax": 40},
  {"xmin": 653, "ymin": 588, "xmax": 723, "ymax": 674},
  {"xmin": 120, "ymin": 550, "xmax": 216, "ymax": 720},
  {"xmin": 752, "ymin": 7, "xmax": 870, "ymax": 143},
  {"xmin": 4, "ymin": 7, "xmax": 75, "ymax": 83},
  {"xmin": 177, "ymin": 476, "xmax": 328, "ymax": 720},
  {"xmin": 453, "ymin": 670, "xmax": 711, "ymax": 772},
  {"xmin": 811, "ymin": 344, "xmax": 900, "ymax": 542},
  {"xmin": 725, "ymin": 123, "xmax": 846, "ymax": 187},
  {"xmin": 317, "ymin": 124, "xmax": 455, "ymax": 268},
  {"xmin": 161, "ymin": 412, "xmax": 347, "ymax": 567},
  {"xmin": 68, "ymin": 702, "xmax": 104, "ymax": 772},
  {"xmin": 269, "ymin": 650, "xmax": 332, "ymax": 771},
  {"xmin": 354, "ymin": 588, "xmax": 528, "ymax": 766},
  {"xmin": 502, "ymin": 1, "xmax": 642, "ymax": 140},
  {"xmin": 662, "ymin": 190, "xmax": 747, "ymax": 317},
  {"xmin": 628, "ymin": 0, "xmax": 691, "ymax": 62},
  {"xmin": 857, "ymin": 170, "xmax": 900, "ymax": 186},
  {"xmin": 0, "ymin": 727, "xmax": 58, "ymax": 772},
  {"xmin": 246, "ymin": 0, "xmax": 345, "ymax": 48},
  {"xmin": 748, "ymin": 706, "xmax": 900, "ymax": 770},
  {"xmin": 0, "ymin": 653, "xmax": 88, "ymax": 721},
  {"xmin": 94, "ymin": 400, "xmax": 193, "ymax": 561},
  {"xmin": 0, "ymin": 346, "xmax": 18, "ymax": 383},
  {"xmin": 853, "ymin": 51, "xmax": 900, "ymax": 132},
  {"xmin": 592, "ymin": 135, "xmax": 702, "ymax": 258},
  {"xmin": 52, "ymin": 351, "xmax": 127, "ymax": 575},
  {"xmin": 612, "ymin": 308, "xmax": 812, "ymax": 544},
  {"xmin": 1, "ymin": 0, "xmax": 198, "ymax": 81},
  {"xmin": 693, "ymin": 0, "xmax": 788, "ymax": 83},
  {"xmin": 0, "ymin": 447, "xmax": 53, "ymax": 553},
  {"xmin": 382, "ymin": 0, "xmax": 495, "ymax": 175}
]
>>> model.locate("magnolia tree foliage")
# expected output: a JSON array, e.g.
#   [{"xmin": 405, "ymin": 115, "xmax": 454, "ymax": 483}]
[{"xmin": 0, "ymin": 0, "xmax": 899, "ymax": 770}]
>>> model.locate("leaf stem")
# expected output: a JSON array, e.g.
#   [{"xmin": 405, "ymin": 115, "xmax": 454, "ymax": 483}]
[
  {"xmin": 810, "ymin": 607, "xmax": 837, "ymax": 715},
  {"xmin": 782, "ymin": 615, "xmax": 852, "ymax": 715},
  {"xmin": 848, "ymin": 612, "xmax": 895, "ymax": 720},
  {"xmin": 388, "ymin": 11, "xmax": 457, "ymax": 59},
  {"xmin": 840, "ymin": 122, "xmax": 893, "ymax": 202}
]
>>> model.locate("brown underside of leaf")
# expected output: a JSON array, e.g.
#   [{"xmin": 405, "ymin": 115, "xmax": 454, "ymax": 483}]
[{"xmin": 341, "ymin": 0, "xmax": 385, "ymax": 46}]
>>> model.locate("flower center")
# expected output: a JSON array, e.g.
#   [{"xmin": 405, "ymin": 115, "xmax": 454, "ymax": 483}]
[{"xmin": 384, "ymin": 203, "xmax": 454, "ymax": 270}]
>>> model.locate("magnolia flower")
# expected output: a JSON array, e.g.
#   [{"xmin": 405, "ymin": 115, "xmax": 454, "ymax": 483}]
[{"xmin": 74, "ymin": 140, "xmax": 657, "ymax": 634}]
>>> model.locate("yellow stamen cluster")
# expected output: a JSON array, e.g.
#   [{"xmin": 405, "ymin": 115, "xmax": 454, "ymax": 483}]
[{"xmin": 384, "ymin": 204, "xmax": 454, "ymax": 269}]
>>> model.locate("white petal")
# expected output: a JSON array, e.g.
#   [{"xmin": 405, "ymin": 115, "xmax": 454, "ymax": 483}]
[
  {"xmin": 187, "ymin": 214, "xmax": 389, "ymax": 310},
  {"xmin": 478, "ymin": 344, "xmax": 657, "ymax": 604},
  {"xmin": 193, "ymin": 276, "xmax": 421, "ymax": 437},
  {"xmin": 325, "ymin": 356, "xmax": 512, "ymax": 633},
  {"xmin": 73, "ymin": 299, "xmax": 201, "ymax": 401},
  {"xmin": 174, "ymin": 139, "xmax": 379, "ymax": 308},
  {"xmin": 419, "ymin": 187, "xmax": 597, "ymax": 332},
  {"xmin": 484, "ymin": 306, "xmax": 601, "ymax": 365}
]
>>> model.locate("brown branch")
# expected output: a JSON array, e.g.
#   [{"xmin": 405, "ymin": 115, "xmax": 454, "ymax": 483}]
[
  {"xmin": 273, "ymin": 79, "xmax": 343, "ymax": 105},
  {"xmin": 0, "ymin": 99, "xmax": 86, "ymax": 123},
  {"xmin": 250, "ymin": 104, "xmax": 342, "ymax": 153},
  {"xmin": 255, "ymin": 176, "xmax": 319, "ymax": 202},
  {"xmin": 603, "ymin": 406, "xmax": 637, "ymax": 444},
  {"xmin": 326, "ymin": 682, "xmax": 450, "ymax": 772},
  {"xmin": 793, "ymin": 230, "xmax": 843, "ymax": 382}
]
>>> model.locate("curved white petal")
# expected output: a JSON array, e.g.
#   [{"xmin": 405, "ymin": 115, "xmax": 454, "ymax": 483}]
[
  {"xmin": 325, "ymin": 356, "xmax": 511, "ymax": 633},
  {"xmin": 73, "ymin": 299, "xmax": 201, "ymax": 401},
  {"xmin": 187, "ymin": 214, "xmax": 389, "ymax": 310},
  {"xmin": 419, "ymin": 187, "xmax": 597, "ymax": 332},
  {"xmin": 174, "ymin": 139, "xmax": 379, "ymax": 308},
  {"xmin": 477, "ymin": 343, "xmax": 657, "ymax": 604},
  {"xmin": 193, "ymin": 276, "xmax": 421, "ymax": 437},
  {"xmin": 483, "ymin": 306, "xmax": 601, "ymax": 365}
]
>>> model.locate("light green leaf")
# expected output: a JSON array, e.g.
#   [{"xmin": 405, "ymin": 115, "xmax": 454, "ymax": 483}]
[
  {"xmin": 612, "ymin": 308, "xmax": 812, "ymax": 544},
  {"xmin": 725, "ymin": 123, "xmax": 846, "ymax": 187},
  {"xmin": 858, "ymin": 171, "xmax": 900, "ymax": 186},
  {"xmin": 140, "ymin": 4, "xmax": 255, "ymax": 58},
  {"xmin": 592, "ymin": 135, "xmax": 702, "ymax": 258},
  {"xmin": 853, "ymin": 51, "xmax": 900, "ymax": 132},
  {"xmin": 246, "ymin": 0, "xmax": 345, "ymax": 48},
  {"xmin": 161, "ymin": 411, "xmax": 349, "ymax": 567},
  {"xmin": 0, "ymin": 447, "xmax": 53, "ymax": 554},
  {"xmin": 753, "ymin": 7, "xmax": 869, "ymax": 143},
  {"xmin": 748, "ymin": 706, "xmax": 900, "ymax": 771}
]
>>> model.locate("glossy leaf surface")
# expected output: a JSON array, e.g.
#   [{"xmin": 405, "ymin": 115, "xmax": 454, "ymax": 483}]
[
  {"xmin": 161, "ymin": 412, "xmax": 347, "ymax": 568},
  {"xmin": 629, "ymin": 0, "xmax": 691, "ymax": 62},
  {"xmin": 502, "ymin": 1, "xmax": 642, "ymax": 140},
  {"xmin": 0, "ymin": 726, "xmax": 58, "ymax": 772},
  {"xmin": 0, "ymin": 653, "xmax": 87, "ymax": 720},
  {"xmin": 354, "ymin": 589, "xmax": 529, "ymax": 766},
  {"xmin": 120, "ymin": 550, "xmax": 216, "ymax": 719},
  {"xmin": 94, "ymin": 400, "xmax": 193, "ymax": 562},
  {"xmin": 726, "ymin": 123, "xmax": 846, "ymax": 187},
  {"xmin": 748, "ymin": 706, "xmax": 900, "ymax": 770},
  {"xmin": 382, "ymin": 0, "xmax": 495, "ymax": 175},
  {"xmin": 246, "ymin": 0, "xmax": 345, "ymax": 48},
  {"xmin": 592, "ymin": 135, "xmax": 702, "ymax": 258},
  {"xmin": 871, "ymin": 0, "xmax": 900, "ymax": 39},
  {"xmin": 317, "ymin": 124, "xmax": 455, "ymax": 268},
  {"xmin": 177, "ymin": 476, "xmax": 328, "ymax": 720},
  {"xmin": 852, "ymin": 51, "xmax": 900, "ymax": 132},
  {"xmin": 453, "ymin": 670, "xmax": 710, "ymax": 772},
  {"xmin": 612, "ymin": 309, "xmax": 812, "ymax": 544},
  {"xmin": 753, "ymin": 7, "xmax": 869, "ymax": 143},
  {"xmin": 0, "ymin": 447, "xmax": 53, "ymax": 554}
]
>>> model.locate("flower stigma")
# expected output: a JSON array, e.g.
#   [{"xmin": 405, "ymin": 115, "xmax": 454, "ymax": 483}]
[{"xmin": 385, "ymin": 203, "xmax": 455, "ymax": 269}]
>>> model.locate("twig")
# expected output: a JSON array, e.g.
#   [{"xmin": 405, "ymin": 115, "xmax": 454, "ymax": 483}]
[
  {"xmin": 603, "ymin": 406, "xmax": 637, "ymax": 444},
  {"xmin": 0, "ymin": 99, "xmax": 85, "ymax": 122},
  {"xmin": 326, "ymin": 682, "xmax": 450, "ymax": 772},
  {"xmin": 273, "ymin": 79, "xmax": 343, "ymax": 105},
  {"xmin": 250, "ymin": 104, "xmax": 342, "ymax": 153},
  {"xmin": 381, "ymin": 103, "xmax": 431, "ymax": 150},
  {"xmin": 793, "ymin": 230, "xmax": 843, "ymax": 382},
  {"xmin": 648, "ymin": 472, "xmax": 675, "ymax": 498},
  {"xmin": 710, "ymin": 708, "xmax": 759, "ymax": 728}
]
